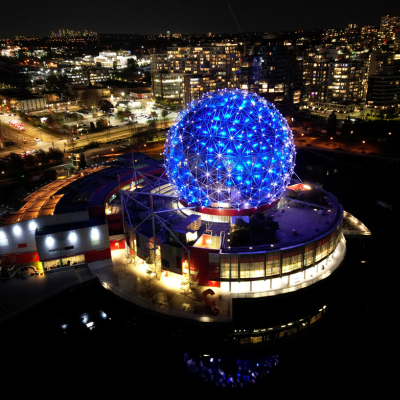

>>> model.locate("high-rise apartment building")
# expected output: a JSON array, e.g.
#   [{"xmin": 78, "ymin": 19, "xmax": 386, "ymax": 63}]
[
  {"xmin": 151, "ymin": 43, "xmax": 240, "ymax": 85},
  {"xmin": 151, "ymin": 73, "xmax": 226, "ymax": 105},
  {"xmin": 239, "ymin": 35, "xmax": 303, "ymax": 111},
  {"xmin": 366, "ymin": 52, "xmax": 400, "ymax": 115},
  {"xmin": 302, "ymin": 50, "xmax": 368, "ymax": 112},
  {"xmin": 151, "ymin": 43, "xmax": 241, "ymax": 104},
  {"xmin": 380, "ymin": 15, "xmax": 400, "ymax": 34},
  {"xmin": 378, "ymin": 15, "xmax": 400, "ymax": 52}
]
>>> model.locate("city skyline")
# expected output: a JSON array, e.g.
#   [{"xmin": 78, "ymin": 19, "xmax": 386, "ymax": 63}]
[{"xmin": 1, "ymin": 0, "xmax": 400, "ymax": 38}]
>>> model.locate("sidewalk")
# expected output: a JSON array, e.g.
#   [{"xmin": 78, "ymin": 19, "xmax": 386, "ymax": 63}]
[
  {"xmin": 0, "ymin": 264, "xmax": 95, "ymax": 323},
  {"xmin": 88, "ymin": 250, "xmax": 232, "ymax": 324}
]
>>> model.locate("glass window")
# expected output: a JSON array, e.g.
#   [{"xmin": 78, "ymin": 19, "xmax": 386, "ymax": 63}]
[
  {"xmin": 266, "ymin": 251, "xmax": 280, "ymax": 276},
  {"xmin": 231, "ymin": 255, "xmax": 238, "ymax": 279},
  {"xmin": 208, "ymin": 253, "xmax": 220, "ymax": 280},
  {"xmin": 43, "ymin": 259, "xmax": 62, "ymax": 269},
  {"xmin": 316, "ymin": 235, "xmax": 330, "ymax": 262},
  {"xmin": 220, "ymin": 254, "xmax": 230, "ymax": 278},
  {"xmin": 240, "ymin": 253, "xmax": 265, "ymax": 279},
  {"xmin": 282, "ymin": 248, "xmax": 303, "ymax": 274},
  {"xmin": 329, "ymin": 230, "xmax": 337, "ymax": 253},
  {"xmin": 61, "ymin": 254, "xmax": 85, "ymax": 266},
  {"xmin": 219, "ymin": 254, "xmax": 239, "ymax": 279},
  {"xmin": 304, "ymin": 243, "xmax": 314, "ymax": 267}
]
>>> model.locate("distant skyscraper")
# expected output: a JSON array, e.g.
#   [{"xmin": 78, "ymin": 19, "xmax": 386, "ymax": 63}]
[{"xmin": 380, "ymin": 15, "xmax": 400, "ymax": 33}]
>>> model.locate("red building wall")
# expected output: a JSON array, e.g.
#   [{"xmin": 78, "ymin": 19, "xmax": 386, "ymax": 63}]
[
  {"xmin": 84, "ymin": 248, "xmax": 111, "ymax": 263},
  {"xmin": 106, "ymin": 213, "xmax": 123, "ymax": 234},
  {"xmin": 110, "ymin": 238, "xmax": 125, "ymax": 251},
  {"xmin": 89, "ymin": 205, "xmax": 106, "ymax": 218},
  {"xmin": 3, "ymin": 251, "xmax": 39, "ymax": 265},
  {"xmin": 184, "ymin": 247, "xmax": 220, "ymax": 287}
]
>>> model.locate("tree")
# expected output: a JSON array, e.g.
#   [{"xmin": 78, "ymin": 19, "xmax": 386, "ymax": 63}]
[
  {"xmin": 17, "ymin": 111, "xmax": 29, "ymax": 122},
  {"xmin": 327, "ymin": 111, "xmax": 337, "ymax": 136},
  {"xmin": 131, "ymin": 123, "xmax": 154, "ymax": 147},
  {"xmin": 96, "ymin": 118, "xmax": 107, "ymax": 130},
  {"xmin": 98, "ymin": 99, "xmax": 113, "ymax": 114},
  {"xmin": 146, "ymin": 118, "xmax": 157, "ymax": 135},
  {"xmin": 24, "ymin": 154, "xmax": 36, "ymax": 168},
  {"xmin": 80, "ymin": 89, "xmax": 101, "ymax": 109},
  {"xmin": 36, "ymin": 149, "xmax": 48, "ymax": 164},
  {"xmin": 66, "ymin": 138, "xmax": 77, "ymax": 152},
  {"xmin": 47, "ymin": 148, "xmax": 63, "ymax": 162},
  {"xmin": 249, "ymin": 212, "xmax": 266, "ymax": 234},
  {"xmin": 115, "ymin": 110, "xmax": 125, "ymax": 121},
  {"xmin": 138, "ymin": 119, "xmax": 158, "ymax": 143},
  {"xmin": 45, "ymin": 114, "xmax": 63, "ymax": 131},
  {"xmin": 60, "ymin": 124, "xmax": 71, "ymax": 136},
  {"xmin": 86, "ymin": 140, "xmax": 100, "ymax": 149},
  {"xmin": 127, "ymin": 58, "xmax": 138, "ymax": 72},
  {"xmin": 234, "ymin": 217, "xmax": 249, "ymax": 231},
  {"xmin": 161, "ymin": 109, "xmax": 169, "ymax": 129},
  {"xmin": 150, "ymin": 111, "xmax": 159, "ymax": 128},
  {"xmin": 7, "ymin": 153, "xmax": 24, "ymax": 171}
]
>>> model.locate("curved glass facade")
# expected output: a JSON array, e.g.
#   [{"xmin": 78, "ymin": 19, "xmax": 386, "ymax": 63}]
[{"xmin": 212, "ymin": 222, "xmax": 342, "ymax": 282}]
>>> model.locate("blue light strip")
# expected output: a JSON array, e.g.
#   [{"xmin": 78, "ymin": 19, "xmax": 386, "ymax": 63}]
[{"xmin": 164, "ymin": 89, "xmax": 296, "ymax": 210}]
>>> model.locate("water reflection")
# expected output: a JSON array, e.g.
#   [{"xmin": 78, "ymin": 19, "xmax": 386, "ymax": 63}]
[
  {"xmin": 184, "ymin": 352, "xmax": 279, "ymax": 388},
  {"xmin": 59, "ymin": 308, "xmax": 110, "ymax": 334}
]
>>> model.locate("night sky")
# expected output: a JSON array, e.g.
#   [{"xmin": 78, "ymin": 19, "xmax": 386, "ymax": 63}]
[{"xmin": 2, "ymin": 0, "xmax": 400, "ymax": 37}]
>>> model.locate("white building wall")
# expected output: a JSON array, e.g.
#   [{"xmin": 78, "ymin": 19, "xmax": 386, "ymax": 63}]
[
  {"xmin": 35, "ymin": 223, "xmax": 110, "ymax": 261},
  {"xmin": 0, "ymin": 211, "xmax": 90, "ymax": 256}
]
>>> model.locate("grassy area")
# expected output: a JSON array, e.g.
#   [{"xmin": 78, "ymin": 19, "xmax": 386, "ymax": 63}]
[{"xmin": 366, "ymin": 116, "xmax": 400, "ymax": 122}]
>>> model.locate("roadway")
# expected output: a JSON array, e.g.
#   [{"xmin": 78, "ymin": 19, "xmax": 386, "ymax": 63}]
[
  {"xmin": 0, "ymin": 111, "xmax": 395, "ymax": 163},
  {"xmin": 0, "ymin": 108, "xmax": 178, "ymax": 158}
]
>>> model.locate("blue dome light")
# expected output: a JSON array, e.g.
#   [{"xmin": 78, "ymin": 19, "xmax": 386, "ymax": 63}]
[{"xmin": 164, "ymin": 89, "xmax": 296, "ymax": 211}]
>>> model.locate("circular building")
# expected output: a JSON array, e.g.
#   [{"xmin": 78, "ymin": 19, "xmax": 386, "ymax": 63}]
[
  {"xmin": 120, "ymin": 89, "xmax": 351, "ymax": 326},
  {"xmin": 164, "ymin": 89, "xmax": 296, "ymax": 216}
]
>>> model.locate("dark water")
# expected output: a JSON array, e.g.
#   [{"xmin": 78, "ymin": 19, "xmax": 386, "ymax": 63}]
[{"xmin": 1, "ymin": 149, "xmax": 395, "ymax": 392}]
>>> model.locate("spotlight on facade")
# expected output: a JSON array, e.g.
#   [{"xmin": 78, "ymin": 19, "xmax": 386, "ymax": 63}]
[{"xmin": 46, "ymin": 236, "xmax": 54, "ymax": 246}]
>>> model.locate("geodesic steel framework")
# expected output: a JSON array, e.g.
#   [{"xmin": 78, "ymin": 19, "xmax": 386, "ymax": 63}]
[{"xmin": 164, "ymin": 89, "xmax": 296, "ymax": 212}]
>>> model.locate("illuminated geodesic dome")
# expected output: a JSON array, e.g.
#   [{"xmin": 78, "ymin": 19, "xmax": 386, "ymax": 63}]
[{"xmin": 164, "ymin": 89, "xmax": 296, "ymax": 212}]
